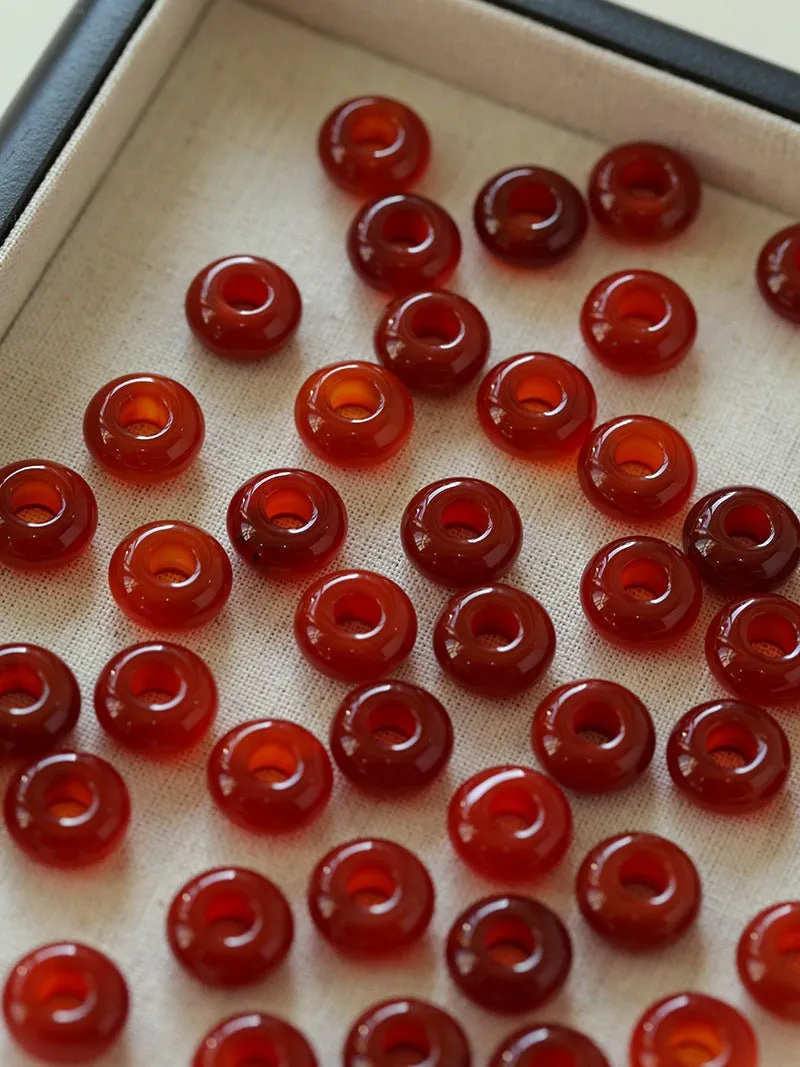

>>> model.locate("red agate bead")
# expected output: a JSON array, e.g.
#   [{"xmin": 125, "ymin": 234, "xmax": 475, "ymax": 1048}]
[
  {"xmin": 737, "ymin": 901, "xmax": 800, "ymax": 1020},
  {"xmin": 630, "ymin": 993, "xmax": 757, "ymax": 1067},
  {"xmin": 193, "ymin": 1014, "xmax": 318, "ymax": 1067},
  {"xmin": 0, "ymin": 644, "xmax": 80, "ymax": 756},
  {"xmin": 344, "ymin": 999, "xmax": 470, "ymax": 1067},
  {"xmin": 488, "ymin": 1024, "xmax": 610, "ymax": 1067},
  {"xmin": 756, "ymin": 224, "xmax": 800, "ymax": 323}
]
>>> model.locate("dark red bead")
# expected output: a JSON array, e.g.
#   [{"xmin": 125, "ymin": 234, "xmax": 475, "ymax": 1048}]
[
  {"xmin": 4, "ymin": 751, "xmax": 129, "ymax": 868},
  {"xmin": 3, "ymin": 942, "xmax": 128, "ymax": 1064},
  {"xmin": 445, "ymin": 894, "xmax": 571, "ymax": 1013},
  {"xmin": 318, "ymin": 96, "xmax": 430, "ymax": 197},
  {"xmin": 185, "ymin": 255, "xmax": 301, "ymax": 361},
  {"xmin": 294, "ymin": 361, "xmax": 413, "ymax": 468},
  {"xmin": 488, "ymin": 1024, "xmax": 611, "ymax": 1067},
  {"xmin": 374, "ymin": 289, "xmax": 490, "ymax": 394},
  {"xmin": 738, "ymin": 901, "xmax": 800, "ymax": 1020},
  {"xmin": 630, "ymin": 993, "xmax": 757, "ymax": 1067},
  {"xmin": 581, "ymin": 270, "xmax": 697, "ymax": 375},
  {"xmin": 0, "ymin": 644, "xmax": 80, "ymax": 757},
  {"xmin": 108, "ymin": 520, "xmax": 233, "ymax": 630},
  {"xmin": 667, "ymin": 700, "xmax": 790, "ymax": 813},
  {"xmin": 167, "ymin": 867, "xmax": 293, "ymax": 987},
  {"xmin": 227, "ymin": 468, "xmax": 347, "ymax": 578},
  {"xmin": 756, "ymin": 224, "xmax": 800, "ymax": 323},
  {"xmin": 448, "ymin": 765, "xmax": 572, "ymax": 881},
  {"xmin": 576, "ymin": 832, "xmax": 701, "ymax": 950},
  {"xmin": 401, "ymin": 477, "xmax": 522, "ymax": 587},
  {"xmin": 294, "ymin": 569, "xmax": 417, "ymax": 683},
  {"xmin": 683, "ymin": 486, "xmax": 800, "ymax": 594},
  {"xmin": 330, "ymin": 680, "xmax": 453, "ymax": 794},
  {"xmin": 208, "ymin": 719, "xmax": 332, "ymax": 834},
  {"xmin": 83, "ymin": 373, "xmax": 204, "ymax": 482},
  {"xmin": 477, "ymin": 352, "xmax": 596, "ymax": 461},
  {"xmin": 193, "ymin": 1013, "xmax": 318, "ymax": 1067},
  {"xmin": 581, "ymin": 537, "xmax": 702, "ymax": 649},
  {"xmin": 578, "ymin": 415, "xmax": 696, "ymax": 521},
  {"xmin": 473, "ymin": 166, "xmax": 587, "ymax": 266},
  {"xmin": 0, "ymin": 460, "xmax": 97, "ymax": 570},
  {"xmin": 705, "ymin": 593, "xmax": 800, "ymax": 704},
  {"xmin": 308, "ymin": 838, "xmax": 434, "ymax": 955},
  {"xmin": 344, "ymin": 999, "xmax": 470, "ymax": 1067},
  {"xmin": 587, "ymin": 142, "xmax": 701, "ymax": 242},
  {"xmin": 532, "ymin": 679, "xmax": 654, "ymax": 793},
  {"xmin": 347, "ymin": 194, "xmax": 461, "ymax": 294},
  {"xmin": 94, "ymin": 642, "xmax": 217, "ymax": 756},
  {"xmin": 434, "ymin": 583, "xmax": 555, "ymax": 697}
]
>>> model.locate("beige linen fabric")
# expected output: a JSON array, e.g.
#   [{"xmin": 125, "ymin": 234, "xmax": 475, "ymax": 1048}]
[{"xmin": 0, "ymin": 1, "xmax": 799, "ymax": 1063}]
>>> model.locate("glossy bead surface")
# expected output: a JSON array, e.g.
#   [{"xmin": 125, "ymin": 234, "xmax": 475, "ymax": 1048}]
[
  {"xmin": 401, "ymin": 477, "xmax": 522, "ymax": 587},
  {"xmin": 578, "ymin": 415, "xmax": 696, "ymax": 521},
  {"xmin": 227, "ymin": 468, "xmax": 347, "ymax": 578},
  {"xmin": 194, "ymin": 1014, "xmax": 318, "ymax": 1067},
  {"xmin": 756, "ymin": 224, "xmax": 800, "ymax": 323},
  {"xmin": 330, "ymin": 680, "xmax": 453, "ymax": 794},
  {"xmin": 630, "ymin": 993, "xmax": 757, "ymax": 1067},
  {"xmin": 3, "ymin": 942, "xmax": 128, "ymax": 1064},
  {"xmin": 0, "ymin": 644, "xmax": 80, "ymax": 756},
  {"xmin": 683, "ymin": 486, "xmax": 800, "ymax": 594},
  {"xmin": 344, "ymin": 999, "xmax": 470, "ymax": 1067},
  {"xmin": 167, "ymin": 867, "xmax": 293, "ymax": 987},
  {"xmin": 587, "ymin": 142, "xmax": 701, "ymax": 242},
  {"xmin": 448, "ymin": 766, "xmax": 571, "ymax": 881},
  {"xmin": 185, "ymin": 255, "xmax": 301, "ymax": 361},
  {"xmin": 738, "ymin": 902, "xmax": 800, "ymax": 1020},
  {"xmin": 474, "ymin": 166, "xmax": 587, "ymax": 266},
  {"xmin": 318, "ymin": 96, "xmax": 430, "ymax": 197},
  {"xmin": 295, "ymin": 361, "xmax": 413, "ymax": 468},
  {"xmin": 0, "ymin": 460, "xmax": 97, "ymax": 570},
  {"xmin": 434, "ymin": 583, "xmax": 555, "ymax": 697},
  {"xmin": 446, "ymin": 894, "xmax": 571, "ymax": 1013},
  {"xmin": 83, "ymin": 374, "xmax": 204, "ymax": 482},
  {"xmin": 347, "ymin": 194, "xmax": 461, "ymax": 294},
  {"xmin": 375, "ymin": 289, "xmax": 490, "ymax": 394},
  {"xmin": 477, "ymin": 352, "xmax": 597, "ymax": 460},
  {"xmin": 576, "ymin": 832, "xmax": 701, "ymax": 950},
  {"xmin": 488, "ymin": 1024, "xmax": 610, "ymax": 1067},
  {"xmin": 108, "ymin": 520, "xmax": 232, "ymax": 630},
  {"xmin": 94, "ymin": 642, "xmax": 217, "ymax": 756},
  {"xmin": 208, "ymin": 719, "xmax": 332, "ymax": 833},
  {"xmin": 705, "ymin": 594, "xmax": 800, "ymax": 704},
  {"xmin": 294, "ymin": 569, "xmax": 417, "ymax": 683},
  {"xmin": 308, "ymin": 838, "xmax": 434, "ymax": 955},
  {"xmin": 581, "ymin": 537, "xmax": 702, "ymax": 648},
  {"xmin": 532, "ymin": 679, "xmax": 655, "ymax": 793},
  {"xmin": 581, "ymin": 270, "xmax": 697, "ymax": 375},
  {"xmin": 667, "ymin": 700, "xmax": 790, "ymax": 813}
]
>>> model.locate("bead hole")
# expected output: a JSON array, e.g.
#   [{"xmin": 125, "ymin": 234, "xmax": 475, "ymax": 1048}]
[
  {"xmin": 262, "ymin": 487, "xmax": 316, "ymax": 531},
  {"xmin": 409, "ymin": 302, "xmax": 463, "ymax": 347},
  {"xmin": 204, "ymin": 891, "xmax": 257, "ymax": 943},
  {"xmin": 614, "ymin": 435, "xmax": 667, "ymax": 477},
  {"xmin": 381, "ymin": 208, "xmax": 432, "ymax": 250},
  {"xmin": 221, "ymin": 273, "xmax": 272, "ymax": 313},
  {"xmin": 440, "ymin": 499, "xmax": 491, "ymax": 541},
  {"xmin": 620, "ymin": 558, "xmax": 670, "ymax": 601},
  {"xmin": 334, "ymin": 591, "xmax": 384, "ymax": 636},
  {"xmin": 515, "ymin": 373, "xmax": 565, "ymax": 414},
  {"xmin": 247, "ymin": 742, "xmax": 298, "ymax": 784},
  {"xmin": 146, "ymin": 542, "xmax": 199, "ymax": 585},
  {"xmin": 614, "ymin": 286, "xmax": 668, "ymax": 330},
  {"xmin": 746, "ymin": 613, "xmax": 799, "ymax": 660},
  {"xmin": 366, "ymin": 702, "xmax": 420, "ymax": 748},
  {"xmin": 227, "ymin": 1041, "xmax": 278, "ymax": 1067},
  {"xmin": 618, "ymin": 851, "xmax": 671, "ymax": 900},
  {"xmin": 470, "ymin": 604, "xmax": 522, "ymax": 650},
  {"xmin": 382, "ymin": 1022, "xmax": 432, "ymax": 1067},
  {"xmin": 329, "ymin": 378, "xmax": 382, "ymax": 422},
  {"xmin": 0, "ymin": 663, "xmax": 44, "ymax": 714},
  {"xmin": 723, "ymin": 504, "xmax": 773, "ymax": 549},
  {"xmin": 507, "ymin": 181, "xmax": 558, "ymax": 226},
  {"xmin": 488, "ymin": 785, "xmax": 540, "ymax": 834},
  {"xmin": 118, "ymin": 393, "xmax": 170, "ymax": 438},
  {"xmin": 39, "ymin": 970, "xmax": 91, "ymax": 1017},
  {"xmin": 777, "ymin": 926, "xmax": 800, "ymax": 971},
  {"xmin": 704, "ymin": 721, "xmax": 759, "ymax": 770},
  {"xmin": 573, "ymin": 701, "xmax": 623, "ymax": 746},
  {"xmin": 667, "ymin": 1024, "xmax": 725, "ymax": 1066},
  {"xmin": 10, "ymin": 479, "xmax": 65, "ymax": 525},
  {"xmin": 484, "ymin": 917, "xmax": 537, "ymax": 967},
  {"xmin": 44, "ymin": 774, "xmax": 96, "ymax": 822},
  {"xmin": 346, "ymin": 864, "xmax": 397, "ymax": 909},
  {"xmin": 350, "ymin": 112, "xmax": 400, "ymax": 153},
  {"xmin": 130, "ymin": 662, "xmax": 183, "ymax": 709},
  {"xmin": 619, "ymin": 157, "xmax": 674, "ymax": 199}
]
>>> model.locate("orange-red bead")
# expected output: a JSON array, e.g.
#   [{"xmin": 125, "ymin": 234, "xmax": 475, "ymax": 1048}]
[
  {"xmin": 167, "ymin": 867, "xmax": 293, "ymax": 987},
  {"xmin": 578, "ymin": 415, "xmax": 696, "ymax": 521},
  {"xmin": 347, "ymin": 194, "xmax": 461, "ymax": 294},
  {"xmin": 587, "ymin": 142, "xmax": 701, "ymax": 242},
  {"xmin": 83, "ymin": 374, "xmax": 204, "ymax": 482},
  {"xmin": 318, "ymin": 96, "xmax": 430, "ymax": 197},
  {"xmin": 756, "ymin": 224, "xmax": 800, "ymax": 323},
  {"xmin": 308, "ymin": 838, "xmax": 434, "ymax": 955},
  {"xmin": 294, "ymin": 361, "xmax": 413, "ymax": 468},
  {"xmin": 208, "ymin": 719, "xmax": 332, "ymax": 834},
  {"xmin": 185, "ymin": 255, "xmax": 301, "ymax": 361},
  {"xmin": 630, "ymin": 993, "xmax": 757, "ymax": 1067},
  {"xmin": 94, "ymin": 642, "xmax": 217, "ymax": 756},
  {"xmin": 0, "ymin": 644, "xmax": 80, "ymax": 757},
  {"xmin": 294, "ymin": 569, "xmax": 417, "ymax": 683},
  {"xmin": 477, "ymin": 352, "xmax": 597, "ymax": 460},
  {"xmin": 344, "ymin": 999, "xmax": 470, "ymax": 1067},
  {"xmin": 374, "ymin": 289, "xmax": 490, "ymax": 394},
  {"xmin": 581, "ymin": 270, "xmax": 697, "ymax": 375},
  {"xmin": 227, "ymin": 468, "xmax": 347, "ymax": 578},
  {"xmin": 705, "ymin": 594, "xmax": 800, "ymax": 704},
  {"xmin": 448, "ymin": 765, "xmax": 572, "ymax": 881},
  {"xmin": 489, "ymin": 1025, "xmax": 610, "ymax": 1067},
  {"xmin": 3, "ymin": 942, "xmax": 128, "ymax": 1064},
  {"xmin": 0, "ymin": 460, "xmax": 97, "ymax": 570},
  {"xmin": 108, "ymin": 520, "xmax": 232, "ymax": 630},
  {"xmin": 738, "ymin": 902, "xmax": 800, "ymax": 1020},
  {"xmin": 193, "ymin": 1013, "xmax": 318, "ymax": 1067}
]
